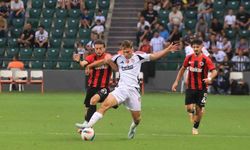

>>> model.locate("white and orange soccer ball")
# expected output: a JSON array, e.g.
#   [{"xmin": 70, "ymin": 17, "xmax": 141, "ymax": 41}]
[{"xmin": 80, "ymin": 128, "xmax": 95, "ymax": 141}]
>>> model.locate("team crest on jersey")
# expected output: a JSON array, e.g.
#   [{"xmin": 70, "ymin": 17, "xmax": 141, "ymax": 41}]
[{"xmin": 200, "ymin": 62, "xmax": 204, "ymax": 66}]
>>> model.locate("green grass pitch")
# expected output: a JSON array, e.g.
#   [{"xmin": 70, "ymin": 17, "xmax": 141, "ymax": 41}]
[{"xmin": 0, "ymin": 92, "xmax": 250, "ymax": 150}]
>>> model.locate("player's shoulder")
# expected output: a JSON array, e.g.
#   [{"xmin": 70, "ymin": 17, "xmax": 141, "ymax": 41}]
[{"xmin": 86, "ymin": 53, "xmax": 96, "ymax": 59}]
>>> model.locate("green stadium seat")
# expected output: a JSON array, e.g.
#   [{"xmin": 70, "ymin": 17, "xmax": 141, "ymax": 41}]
[
  {"xmin": 6, "ymin": 48, "xmax": 19, "ymax": 58},
  {"xmin": 54, "ymin": 18, "xmax": 66, "ymax": 29},
  {"xmin": 101, "ymin": 9, "xmax": 108, "ymax": 18},
  {"xmin": 27, "ymin": 18, "xmax": 39, "ymax": 28},
  {"xmin": 12, "ymin": 18, "xmax": 24, "ymax": 28},
  {"xmin": 67, "ymin": 18, "xmax": 79, "ymax": 29},
  {"xmin": 19, "ymin": 48, "xmax": 32, "ymax": 59},
  {"xmin": 88, "ymin": 9, "xmax": 95, "ymax": 20},
  {"xmin": 65, "ymin": 29, "xmax": 77, "ymax": 39},
  {"xmin": 213, "ymin": 10, "xmax": 224, "ymax": 20},
  {"xmin": 50, "ymin": 39, "xmax": 62, "ymax": 48},
  {"xmin": 184, "ymin": 10, "xmax": 197, "ymax": 19},
  {"xmin": 185, "ymin": 19, "xmax": 197, "ymax": 30},
  {"xmin": 33, "ymin": 48, "xmax": 46, "ymax": 59},
  {"xmin": 98, "ymin": 0, "xmax": 110, "ymax": 10},
  {"xmin": 40, "ymin": 18, "xmax": 52, "ymax": 29},
  {"xmin": 79, "ymin": 39, "xmax": 90, "ymax": 46},
  {"xmin": 31, "ymin": 60, "xmax": 43, "ymax": 69},
  {"xmin": 0, "ymin": 38, "xmax": 6, "ymax": 47},
  {"xmin": 60, "ymin": 48, "xmax": 74, "ymax": 59},
  {"xmin": 71, "ymin": 62, "xmax": 81, "ymax": 69},
  {"xmin": 79, "ymin": 28, "xmax": 91, "ymax": 39},
  {"xmin": 226, "ymin": 0, "xmax": 239, "ymax": 10},
  {"xmin": 42, "ymin": 9, "xmax": 55, "ymax": 18},
  {"xmin": 58, "ymin": 62, "xmax": 71, "ymax": 69},
  {"xmin": 47, "ymin": 48, "xmax": 59, "ymax": 59},
  {"xmin": 225, "ymin": 29, "xmax": 236, "ymax": 39},
  {"xmin": 55, "ymin": 9, "xmax": 68, "ymax": 18},
  {"xmin": 238, "ymin": 29, "xmax": 250, "ymax": 39},
  {"xmin": 44, "ymin": 0, "xmax": 57, "ymax": 9},
  {"xmin": 51, "ymin": 28, "xmax": 64, "ymax": 39},
  {"xmin": 11, "ymin": 28, "xmax": 22, "ymax": 38},
  {"xmin": 31, "ymin": 0, "xmax": 43, "ymax": 9},
  {"xmin": 29, "ymin": 8, "xmax": 42, "ymax": 18},
  {"xmin": 0, "ymin": 48, "xmax": 5, "ymax": 57},
  {"xmin": 68, "ymin": 9, "xmax": 81, "ymax": 18},
  {"xmin": 158, "ymin": 9, "xmax": 170, "ymax": 20},
  {"xmin": 159, "ymin": 19, "xmax": 168, "ymax": 28},
  {"xmin": 0, "ymin": 60, "xmax": 3, "ymax": 68},
  {"xmin": 8, "ymin": 38, "xmax": 18, "ymax": 48},
  {"xmin": 85, "ymin": 0, "xmax": 97, "ymax": 10},
  {"xmin": 44, "ymin": 61, "xmax": 57, "ymax": 69},
  {"xmin": 241, "ymin": 0, "xmax": 250, "ymax": 11},
  {"xmin": 213, "ymin": 0, "xmax": 225, "ymax": 10},
  {"xmin": 63, "ymin": 39, "xmax": 75, "ymax": 49}
]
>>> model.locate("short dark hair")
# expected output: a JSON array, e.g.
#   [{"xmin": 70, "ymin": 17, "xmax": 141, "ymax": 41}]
[
  {"xmin": 191, "ymin": 39, "xmax": 203, "ymax": 46},
  {"xmin": 39, "ymin": 25, "xmax": 45, "ymax": 29},
  {"xmin": 94, "ymin": 39, "xmax": 105, "ymax": 47},
  {"xmin": 121, "ymin": 40, "xmax": 133, "ymax": 49}
]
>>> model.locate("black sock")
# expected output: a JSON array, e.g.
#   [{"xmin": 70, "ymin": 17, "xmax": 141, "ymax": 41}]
[
  {"xmin": 193, "ymin": 121, "xmax": 200, "ymax": 129},
  {"xmin": 85, "ymin": 105, "xmax": 96, "ymax": 122}
]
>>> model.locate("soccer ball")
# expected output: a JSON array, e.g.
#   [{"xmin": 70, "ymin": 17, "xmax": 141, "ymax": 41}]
[{"xmin": 80, "ymin": 128, "xmax": 95, "ymax": 141}]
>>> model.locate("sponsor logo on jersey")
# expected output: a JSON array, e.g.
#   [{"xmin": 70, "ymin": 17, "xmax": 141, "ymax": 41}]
[
  {"xmin": 189, "ymin": 66, "xmax": 202, "ymax": 72},
  {"xmin": 121, "ymin": 65, "xmax": 134, "ymax": 71},
  {"xmin": 95, "ymin": 65, "xmax": 108, "ymax": 70}
]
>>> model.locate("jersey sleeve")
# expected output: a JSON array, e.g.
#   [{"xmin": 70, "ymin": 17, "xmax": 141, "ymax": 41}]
[
  {"xmin": 206, "ymin": 57, "xmax": 216, "ymax": 71},
  {"xmin": 182, "ymin": 55, "xmax": 191, "ymax": 68},
  {"xmin": 85, "ymin": 55, "xmax": 94, "ymax": 64},
  {"xmin": 111, "ymin": 54, "xmax": 121, "ymax": 64},
  {"xmin": 136, "ymin": 51, "xmax": 150, "ymax": 63}
]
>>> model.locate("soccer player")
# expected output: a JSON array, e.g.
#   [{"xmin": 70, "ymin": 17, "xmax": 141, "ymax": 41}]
[
  {"xmin": 73, "ymin": 40, "xmax": 117, "ymax": 129},
  {"xmin": 172, "ymin": 39, "xmax": 217, "ymax": 135},
  {"xmin": 83, "ymin": 40, "xmax": 179, "ymax": 139}
]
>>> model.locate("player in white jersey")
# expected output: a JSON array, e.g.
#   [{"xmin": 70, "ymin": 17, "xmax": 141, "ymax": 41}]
[
  {"xmin": 82, "ymin": 40, "xmax": 179, "ymax": 139},
  {"xmin": 185, "ymin": 45, "xmax": 210, "ymax": 57}
]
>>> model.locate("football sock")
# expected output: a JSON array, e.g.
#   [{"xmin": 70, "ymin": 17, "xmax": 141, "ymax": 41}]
[
  {"xmin": 193, "ymin": 121, "xmax": 200, "ymax": 129},
  {"xmin": 86, "ymin": 112, "xmax": 103, "ymax": 128},
  {"xmin": 130, "ymin": 121, "xmax": 138, "ymax": 130},
  {"xmin": 85, "ymin": 105, "xmax": 97, "ymax": 122}
]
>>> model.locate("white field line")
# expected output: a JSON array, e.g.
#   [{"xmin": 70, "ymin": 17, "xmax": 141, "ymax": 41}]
[{"xmin": 0, "ymin": 131, "xmax": 250, "ymax": 138}]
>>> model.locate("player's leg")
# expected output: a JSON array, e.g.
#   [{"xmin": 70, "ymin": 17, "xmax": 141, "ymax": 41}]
[
  {"xmin": 85, "ymin": 93, "xmax": 119, "ymax": 128},
  {"xmin": 128, "ymin": 111, "xmax": 141, "ymax": 139},
  {"xmin": 185, "ymin": 89, "xmax": 196, "ymax": 123}
]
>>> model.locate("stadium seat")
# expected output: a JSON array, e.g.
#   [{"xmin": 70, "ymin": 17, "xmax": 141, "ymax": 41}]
[
  {"xmin": 101, "ymin": 9, "xmax": 108, "ymax": 18},
  {"xmin": 6, "ymin": 48, "xmax": 19, "ymax": 58},
  {"xmin": 47, "ymin": 48, "xmax": 59, "ymax": 59},
  {"xmin": 184, "ymin": 10, "xmax": 197, "ymax": 19},
  {"xmin": 31, "ymin": 60, "xmax": 44, "ymax": 69},
  {"xmin": 79, "ymin": 28, "xmax": 91, "ymax": 39},
  {"xmin": 40, "ymin": 18, "xmax": 52, "ymax": 29},
  {"xmin": 213, "ymin": 10, "xmax": 224, "ymax": 20},
  {"xmin": 71, "ymin": 62, "xmax": 81, "ymax": 69},
  {"xmin": 53, "ymin": 18, "xmax": 66, "ymax": 29},
  {"xmin": 185, "ymin": 19, "xmax": 197, "ymax": 31},
  {"xmin": 14, "ymin": 70, "xmax": 28, "ymax": 92},
  {"xmin": 158, "ymin": 9, "xmax": 170, "ymax": 20},
  {"xmin": 229, "ymin": 72, "xmax": 243, "ymax": 81},
  {"xmin": 58, "ymin": 62, "xmax": 71, "ymax": 69},
  {"xmin": 12, "ymin": 18, "xmax": 24, "ymax": 28},
  {"xmin": 0, "ymin": 48, "xmax": 5, "ymax": 57},
  {"xmin": 88, "ymin": 9, "xmax": 95, "ymax": 20},
  {"xmin": 33, "ymin": 48, "xmax": 46, "ymax": 59},
  {"xmin": 79, "ymin": 39, "xmax": 90, "ymax": 45},
  {"xmin": 213, "ymin": 0, "xmax": 225, "ymax": 10},
  {"xmin": 49, "ymin": 39, "xmax": 62, "ymax": 48},
  {"xmin": 51, "ymin": 28, "xmax": 64, "ymax": 39},
  {"xmin": 0, "ymin": 38, "xmax": 6, "ymax": 48},
  {"xmin": 44, "ymin": 0, "xmax": 57, "ymax": 9},
  {"xmin": 8, "ymin": 38, "xmax": 19, "ymax": 48},
  {"xmin": 238, "ymin": 29, "xmax": 250, "ymax": 39},
  {"xmin": 226, "ymin": 0, "xmax": 239, "ymax": 10},
  {"xmin": 63, "ymin": 39, "xmax": 75, "ymax": 49},
  {"xmin": 27, "ymin": 18, "xmax": 39, "ymax": 29},
  {"xmin": 30, "ymin": 70, "xmax": 44, "ymax": 93},
  {"xmin": 11, "ymin": 28, "xmax": 22, "ymax": 38},
  {"xmin": 159, "ymin": 19, "xmax": 168, "ymax": 28},
  {"xmin": 98, "ymin": 0, "xmax": 110, "ymax": 10},
  {"xmin": 19, "ymin": 48, "xmax": 32, "ymax": 59},
  {"xmin": 65, "ymin": 29, "xmax": 77, "ymax": 39},
  {"xmin": 60, "ymin": 48, "xmax": 74, "ymax": 60},
  {"xmin": 42, "ymin": 9, "xmax": 55, "ymax": 18},
  {"xmin": 68, "ymin": 9, "xmax": 81, "ymax": 18},
  {"xmin": 31, "ymin": 0, "xmax": 44, "ymax": 9},
  {"xmin": 241, "ymin": 0, "xmax": 250, "ymax": 11},
  {"xmin": 85, "ymin": 0, "xmax": 97, "ymax": 10},
  {"xmin": 225, "ymin": 29, "xmax": 236, "ymax": 40},
  {"xmin": 29, "ymin": 8, "xmax": 42, "ymax": 18},
  {"xmin": 0, "ymin": 70, "xmax": 13, "ymax": 92},
  {"xmin": 44, "ymin": 61, "xmax": 57, "ymax": 69},
  {"xmin": 55, "ymin": 9, "xmax": 68, "ymax": 18},
  {"xmin": 67, "ymin": 18, "xmax": 79, "ymax": 29}
]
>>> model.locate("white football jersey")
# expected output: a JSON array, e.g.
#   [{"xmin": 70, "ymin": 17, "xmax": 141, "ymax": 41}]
[
  {"xmin": 112, "ymin": 52, "xmax": 150, "ymax": 88},
  {"xmin": 185, "ymin": 45, "xmax": 210, "ymax": 57}
]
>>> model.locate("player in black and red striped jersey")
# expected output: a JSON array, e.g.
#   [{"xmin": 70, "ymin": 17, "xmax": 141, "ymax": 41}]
[
  {"xmin": 73, "ymin": 40, "xmax": 117, "ymax": 129},
  {"xmin": 172, "ymin": 39, "xmax": 217, "ymax": 135}
]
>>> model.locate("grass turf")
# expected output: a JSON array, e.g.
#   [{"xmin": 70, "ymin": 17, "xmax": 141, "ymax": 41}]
[{"xmin": 0, "ymin": 92, "xmax": 250, "ymax": 150}]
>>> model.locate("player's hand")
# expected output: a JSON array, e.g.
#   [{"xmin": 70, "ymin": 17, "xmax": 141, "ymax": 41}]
[
  {"xmin": 171, "ymin": 81, "xmax": 178, "ymax": 92},
  {"xmin": 73, "ymin": 53, "xmax": 80, "ymax": 62},
  {"xmin": 203, "ymin": 78, "xmax": 212, "ymax": 84},
  {"xmin": 167, "ymin": 42, "xmax": 180, "ymax": 52},
  {"xmin": 85, "ymin": 66, "xmax": 90, "ymax": 75}
]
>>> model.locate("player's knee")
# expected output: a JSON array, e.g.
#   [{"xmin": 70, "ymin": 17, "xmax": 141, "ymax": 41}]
[
  {"xmin": 90, "ymin": 97, "xmax": 98, "ymax": 105},
  {"xmin": 134, "ymin": 117, "xmax": 141, "ymax": 125},
  {"xmin": 187, "ymin": 108, "xmax": 193, "ymax": 113}
]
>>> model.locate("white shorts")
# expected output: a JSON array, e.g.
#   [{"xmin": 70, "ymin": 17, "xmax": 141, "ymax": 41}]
[{"xmin": 111, "ymin": 86, "xmax": 141, "ymax": 111}]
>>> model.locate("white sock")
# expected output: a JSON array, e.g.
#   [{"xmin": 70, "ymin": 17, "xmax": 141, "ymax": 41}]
[
  {"xmin": 130, "ymin": 122, "xmax": 138, "ymax": 130},
  {"xmin": 86, "ymin": 112, "xmax": 103, "ymax": 128}
]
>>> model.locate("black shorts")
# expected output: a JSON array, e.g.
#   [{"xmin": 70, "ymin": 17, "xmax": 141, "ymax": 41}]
[
  {"xmin": 84, "ymin": 87, "xmax": 110, "ymax": 107},
  {"xmin": 185, "ymin": 89, "xmax": 207, "ymax": 107}
]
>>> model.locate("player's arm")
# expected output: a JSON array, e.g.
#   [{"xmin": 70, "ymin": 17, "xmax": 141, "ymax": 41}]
[
  {"xmin": 203, "ymin": 69, "xmax": 217, "ymax": 84},
  {"xmin": 149, "ymin": 42, "xmax": 179, "ymax": 61},
  {"xmin": 73, "ymin": 54, "xmax": 89, "ymax": 67},
  {"xmin": 171, "ymin": 66, "xmax": 186, "ymax": 92},
  {"xmin": 86, "ymin": 57, "xmax": 118, "ymax": 71}
]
